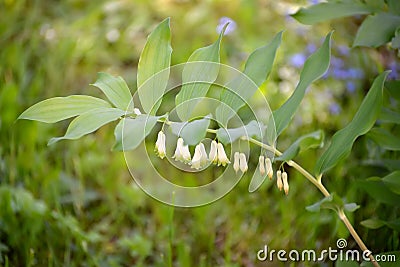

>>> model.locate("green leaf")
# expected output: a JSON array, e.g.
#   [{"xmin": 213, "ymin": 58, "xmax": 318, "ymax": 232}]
[
  {"xmin": 91, "ymin": 72, "xmax": 134, "ymax": 111},
  {"xmin": 382, "ymin": 170, "xmax": 400, "ymax": 195},
  {"xmin": 216, "ymin": 120, "xmax": 265, "ymax": 145},
  {"xmin": 360, "ymin": 218, "xmax": 385, "ymax": 229},
  {"xmin": 386, "ymin": 218, "xmax": 400, "ymax": 231},
  {"xmin": 361, "ymin": 251, "xmax": 400, "ymax": 267},
  {"xmin": 343, "ymin": 203, "xmax": 360, "ymax": 212},
  {"xmin": 387, "ymin": 0, "xmax": 400, "ymax": 15},
  {"xmin": 276, "ymin": 130, "xmax": 324, "ymax": 161},
  {"xmin": 216, "ymin": 32, "xmax": 282, "ymax": 125},
  {"xmin": 137, "ymin": 18, "xmax": 172, "ymax": 114},
  {"xmin": 175, "ymin": 26, "xmax": 226, "ymax": 121},
  {"xmin": 357, "ymin": 177, "xmax": 400, "ymax": 206},
  {"xmin": 385, "ymin": 80, "xmax": 400, "ymax": 100},
  {"xmin": 18, "ymin": 95, "xmax": 111, "ymax": 123},
  {"xmin": 367, "ymin": 127, "xmax": 400, "ymax": 151},
  {"xmin": 113, "ymin": 115, "xmax": 159, "ymax": 151},
  {"xmin": 306, "ymin": 194, "xmax": 338, "ymax": 212},
  {"xmin": 292, "ymin": 2, "xmax": 374, "ymax": 25},
  {"xmin": 170, "ymin": 116, "xmax": 211, "ymax": 146},
  {"xmin": 274, "ymin": 32, "xmax": 332, "ymax": 136},
  {"xmin": 379, "ymin": 108, "xmax": 400, "ymax": 124},
  {"xmin": 353, "ymin": 13, "xmax": 400, "ymax": 47},
  {"xmin": 314, "ymin": 71, "xmax": 389, "ymax": 175},
  {"xmin": 391, "ymin": 27, "xmax": 400, "ymax": 48},
  {"xmin": 48, "ymin": 108, "xmax": 125, "ymax": 145}
]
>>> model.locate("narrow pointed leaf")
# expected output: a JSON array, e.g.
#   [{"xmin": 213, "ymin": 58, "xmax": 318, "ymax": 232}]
[
  {"xmin": 354, "ymin": 13, "xmax": 400, "ymax": 47},
  {"xmin": 175, "ymin": 27, "xmax": 226, "ymax": 121},
  {"xmin": 216, "ymin": 31, "xmax": 282, "ymax": 125},
  {"xmin": 382, "ymin": 171, "xmax": 400, "ymax": 195},
  {"xmin": 113, "ymin": 115, "xmax": 159, "ymax": 151},
  {"xmin": 380, "ymin": 108, "xmax": 400, "ymax": 124},
  {"xmin": 48, "ymin": 108, "xmax": 125, "ymax": 145},
  {"xmin": 274, "ymin": 32, "xmax": 332, "ymax": 136},
  {"xmin": 360, "ymin": 218, "xmax": 385, "ymax": 229},
  {"xmin": 170, "ymin": 116, "xmax": 211, "ymax": 146},
  {"xmin": 357, "ymin": 177, "xmax": 400, "ymax": 206},
  {"xmin": 137, "ymin": 18, "xmax": 172, "ymax": 114},
  {"xmin": 292, "ymin": 2, "xmax": 375, "ymax": 25},
  {"xmin": 276, "ymin": 130, "xmax": 324, "ymax": 161},
  {"xmin": 91, "ymin": 72, "xmax": 133, "ymax": 111},
  {"xmin": 315, "ymin": 71, "xmax": 389, "ymax": 175},
  {"xmin": 18, "ymin": 95, "xmax": 111, "ymax": 123}
]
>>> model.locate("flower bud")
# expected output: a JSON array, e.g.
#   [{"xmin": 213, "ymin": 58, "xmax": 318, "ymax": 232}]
[
  {"xmin": 276, "ymin": 170, "xmax": 283, "ymax": 191},
  {"xmin": 265, "ymin": 158, "xmax": 273, "ymax": 180},
  {"xmin": 155, "ymin": 131, "xmax": 166, "ymax": 159},
  {"xmin": 259, "ymin": 156, "xmax": 266, "ymax": 176},
  {"xmin": 239, "ymin": 153, "xmax": 248, "ymax": 173},
  {"xmin": 233, "ymin": 152, "xmax": 240, "ymax": 173},
  {"xmin": 282, "ymin": 171, "xmax": 289, "ymax": 195},
  {"xmin": 217, "ymin": 142, "xmax": 230, "ymax": 166}
]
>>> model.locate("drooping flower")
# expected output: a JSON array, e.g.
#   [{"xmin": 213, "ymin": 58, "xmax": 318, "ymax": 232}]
[
  {"xmin": 155, "ymin": 131, "xmax": 166, "ymax": 159},
  {"xmin": 173, "ymin": 138, "xmax": 191, "ymax": 163},
  {"xmin": 259, "ymin": 156, "xmax": 266, "ymax": 176},
  {"xmin": 239, "ymin": 153, "xmax": 248, "ymax": 173},
  {"xmin": 276, "ymin": 170, "xmax": 283, "ymax": 191},
  {"xmin": 217, "ymin": 142, "xmax": 230, "ymax": 166},
  {"xmin": 265, "ymin": 158, "xmax": 273, "ymax": 180},
  {"xmin": 282, "ymin": 171, "xmax": 289, "ymax": 195},
  {"xmin": 191, "ymin": 143, "xmax": 208, "ymax": 170},
  {"xmin": 233, "ymin": 152, "xmax": 240, "ymax": 173},
  {"xmin": 209, "ymin": 140, "xmax": 218, "ymax": 164}
]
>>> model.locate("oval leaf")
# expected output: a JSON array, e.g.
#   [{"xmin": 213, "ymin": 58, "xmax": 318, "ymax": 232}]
[
  {"xmin": 357, "ymin": 177, "xmax": 400, "ymax": 206},
  {"xmin": 91, "ymin": 72, "xmax": 134, "ymax": 111},
  {"xmin": 170, "ymin": 116, "xmax": 211, "ymax": 146},
  {"xmin": 354, "ymin": 13, "xmax": 400, "ymax": 47},
  {"xmin": 175, "ymin": 26, "xmax": 226, "ymax": 121},
  {"xmin": 274, "ymin": 32, "xmax": 332, "ymax": 136},
  {"xmin": 367, "ymin": 127, "xmax": 400, "ymax": 151},
  {"xmin": 18, "ymin": 95, "xmax": 111, "ymax": 123},
  {"xmin": 216, "ymin": 120, "xmax": 265, "ymax": 145},
  {"xmin": 137, "ymin": 18, "xmax": 172, "ymax": 114},
  {"xmin": 360, "ymin": 218, "xmax": 385, "ymax": 229},
  {"xmin": 315, "ymin": 71, "xmax": 389, "ymax": 175},
  {"xmin": 113, "ymin": 115, "xmax": 159, "ymax": 151},
  {"xmin": 48, "ymin": 108, "xmax": 125, "ymax": 145},
  {"xmin": 216, "ymin": 31, "xmax": 282, "ymax": 126},
  {"xmin": 292, "ymin": 2, "xmax": 374, "ymax": 25},
  {"xmin": 382, "ymin": 170, "xmax": 400, "ymax": 195},
  {"xmin": 276, "ymin": 130, "xmax": 324, "ymax": 161}
]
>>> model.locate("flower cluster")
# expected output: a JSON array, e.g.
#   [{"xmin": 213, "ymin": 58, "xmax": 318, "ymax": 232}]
[{"xmin": 276, "ymin": 170, "xmax": 289, "ymax": 195}]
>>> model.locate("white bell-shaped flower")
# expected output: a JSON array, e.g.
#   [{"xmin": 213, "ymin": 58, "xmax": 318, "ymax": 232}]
[
  {"xmin": 173, "ymin": 138, "xmax": 191, "ymax": 163},
  {"xmin": 265, "ymin": 157, "xmax": 273, "ymax": 180},
  {"xmin": 282, "ymin": 171, "xmax": 289, "ymax": 195},
  {"xmin": 191, "ymin": 143, "xmax": 208, "ymax": 169},
  {"xmin": 259, "ymin": 156, "xmax": 266, "ymax": 175},
  {"xmin": 155, "ymin": 131, "xmax": 166, "ymax": 159},
  {"xmin": 217, "ymin": 142, "xmax": 231, "ymax": 166},
  {"xmin": 208, "ymin": 140, "xmax": 218, "ymax": 164},
  {"xmin": 276, "ymin": 170, "xmax": 283, "ymax": 191},
  {"xmin": 233, "ymin": 152, "xmax": 240, "ymax": 173},
  {"xmin": 239, "ymin": 153, "xmax": 248, "ymax": 173}
]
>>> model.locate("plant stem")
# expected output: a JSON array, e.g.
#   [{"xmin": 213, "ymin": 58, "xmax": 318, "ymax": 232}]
[{"xmin": 247, "ymin": 137, "xmax": 380, "ymax": 267}]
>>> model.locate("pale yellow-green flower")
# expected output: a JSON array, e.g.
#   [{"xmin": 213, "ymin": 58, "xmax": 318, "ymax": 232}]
[
  {"xmin": 208, "ymin": 140, "xmax": 218, "ymax": 164},
  {"xmin": 276, "ymin": 170, "xmax": 283, "ymax": 191},
  {"xmin": 239, "ymin": 153, "xmax": 248, "ymax": 173},
  {"xmin": 155, "ymin": 131, "xmax": 166, "ymax": 159},
  {"xmin": 217, "ymin": 142, "xmax": 230, "ymax": 166},
  {"xmin": 173, "ymin": 138, "xmax": 191, "ymax": 163},
  {"xmin": 233, "ymin": 152, "xmax": 240, "ymax": 173},
  {"xmin": 259, "ymin": 155, "xmax": 266, "ymax": 176},
  {"xmin": 191, "ymin": 143, "xmax": 208, "ymax": 169}
]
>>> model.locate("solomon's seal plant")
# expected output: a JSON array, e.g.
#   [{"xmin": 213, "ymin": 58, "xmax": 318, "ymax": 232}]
[{"xmin": 19, "ymin": 18, "xmax": 390, "ymax": 266}]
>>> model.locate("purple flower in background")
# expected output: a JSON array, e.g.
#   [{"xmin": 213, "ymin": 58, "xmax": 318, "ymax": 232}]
[
  {"xmin": 337, "ymin": 45, "xmax": 350, "ymax": 56},
  {"xmin": 308, "ymin": 0, "xmax": 320, "ymax": 4},
  {"xmin": 331, "ymin": 57, "xmax": 344, "ymax": 68},
  {"xmin": 216, "ymin": 17, "xmax": 237, "ymax": 35},
  {"xmin": 290, "ymin": 53, "xmax": 307, "ymax": 68},
  {"xmin": 329, "ymin": 103, "xmax": 341, "ymax": 115},
  {"xmin": 388, "ymin": 61, "xmax": 399, "ymax": 80},
  {"xmin": 307, "ymin": 43, "xmax": 317, "ymax": 54},
  {"xmin": 346, "ymin": 81, "xmax": 356, "ymax": 94}
]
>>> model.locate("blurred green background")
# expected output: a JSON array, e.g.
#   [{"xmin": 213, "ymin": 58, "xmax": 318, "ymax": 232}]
[{"xmin": 1, "ymin": 0, "xmax": 399, "ymax": 266}]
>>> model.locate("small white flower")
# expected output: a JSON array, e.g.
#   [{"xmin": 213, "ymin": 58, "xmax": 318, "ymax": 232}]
[
  {"xmin": 282, "ymin": 171, "xmax": 289, "ymax": 195},
  {"xmin": 259, "ymin": 156, "xmax": 266, "ymax": 176},
  {"xmin": 133, "ymin": 108, "xmax": 142, "ymax": 115},
  {"xmin": 191, "ymin": 143, "xmax": 208, "ymax": 169},
  {"xmin": 265, "ymin": 158, "xmax": 273, "ymax": 180},
  {"xmin": 233, "ymin": 152, "xmax": 240, "ymax": 173},
  {"xmin": 276, "ymin": 170, "xmax": 283, "ymax": 191},
  {"xmin": 173, "ymin": 138, "xmax": 191, "ymax": 163},
  {"xmin": 209, "ymin": 140, "xmax": 218, "ymax": 164},
  {"xmin": 155, "ymin": 131, "xmax": 166, "ymax": 159},
  {"xmin": 217, "ymin": 142, "xmax": 231, "ymax": 166},
  {"xmin": 239, "ymin": 153, "xmax": 248, "ymax": 173}
]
